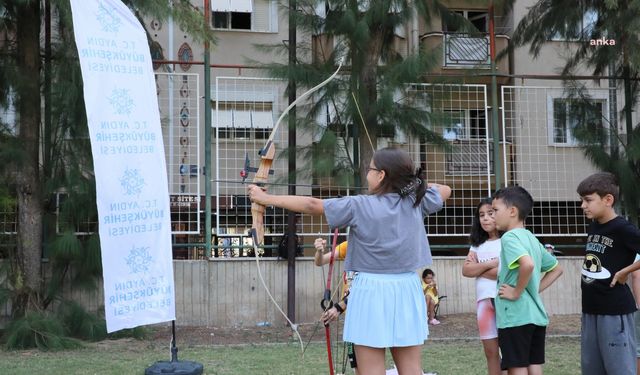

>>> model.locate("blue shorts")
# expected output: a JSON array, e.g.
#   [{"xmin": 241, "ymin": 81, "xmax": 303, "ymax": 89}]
[{"xmin": 343, "ymin": 272, "xmax": 429, "ymax": 348}]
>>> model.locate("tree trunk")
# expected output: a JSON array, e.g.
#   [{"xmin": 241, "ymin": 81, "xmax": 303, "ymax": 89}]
[
  {"xmin": 357, "ymin": 26, "xmax": 383, "ymax": 179},
  {"xmin": 14, "ymin": 0, "xmax": 43, "ymax": 315},
  {"xmin": 623, "ymin": 60, "xmax": 638, "ymax": 223}
]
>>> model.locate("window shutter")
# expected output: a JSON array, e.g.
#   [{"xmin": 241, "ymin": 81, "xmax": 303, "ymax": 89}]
[
  {"xmin": 212, "ymin": 0, "xmax": 231, "ymax": 12},
  {"xmin": 231, "ymin": 0, "xmax": 253, "ymax": 13}
]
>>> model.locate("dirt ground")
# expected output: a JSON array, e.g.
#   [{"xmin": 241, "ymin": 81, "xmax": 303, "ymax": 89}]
[{"xmin": 151, "ymin": 313, "xmax": 581, "ymax": 347}]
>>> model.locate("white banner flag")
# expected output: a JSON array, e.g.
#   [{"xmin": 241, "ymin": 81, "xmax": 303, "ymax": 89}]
[{"xmin": 70, "ymin": 0, "xmax": 176, "ymax": 332}]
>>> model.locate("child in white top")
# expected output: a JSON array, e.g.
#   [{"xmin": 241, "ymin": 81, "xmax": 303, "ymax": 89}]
[{"xmin": 462, "ymin": 197, "xmax": 505, "ymax": 375}]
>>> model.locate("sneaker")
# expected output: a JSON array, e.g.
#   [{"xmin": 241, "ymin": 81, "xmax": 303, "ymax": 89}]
[{"xmin": 429, "ymin": 318, "xmax": 440, "ymax": 325}]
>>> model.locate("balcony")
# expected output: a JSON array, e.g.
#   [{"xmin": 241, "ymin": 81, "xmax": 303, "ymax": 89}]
[
  {"xmin": 445, "ymin": 139, "xmax": 493, "ymax": 175},
  {"xmin": 421, "ymin": 31, "xmax": 511, "ymax": 83},
  {"xmin": 444, "ymin": 33, "xmax": 490, "ymax": 67},
  {"xmin": 424, "ymin": 140, "xmax": 513, "ymax": 191}
]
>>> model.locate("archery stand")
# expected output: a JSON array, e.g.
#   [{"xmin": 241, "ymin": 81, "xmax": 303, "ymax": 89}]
[{"xmin": 144, "ymin": 321, "xmax": 203, "ymax": 375}]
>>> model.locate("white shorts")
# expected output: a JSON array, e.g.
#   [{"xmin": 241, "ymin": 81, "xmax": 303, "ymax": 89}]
[{"xmin": 477, "ymin": 298, "xmax": 498, "ymax": 340}]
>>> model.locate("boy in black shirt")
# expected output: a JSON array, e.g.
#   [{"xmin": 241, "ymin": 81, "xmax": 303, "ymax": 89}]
[{"xmin": 578, "ymin": 172, "xmax": 640, "ymax": 375}]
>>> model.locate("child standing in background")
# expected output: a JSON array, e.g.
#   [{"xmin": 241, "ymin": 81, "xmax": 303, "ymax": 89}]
[
  {"xmin": 314, "ymin": 238, "xmax": 358, "ymax": 373},
  {"xmin": 578, "ymin": 172, "xmax": 640, "ymax": 375},
  {"xmin": 462, "ymin": 197, "xmax": 505, "ymax": 375},
  {"xmin": 422, "ymin": 269, "xmax": 440, "ymax": 325},
  {"xmin": 313, "ymin": 238, "xmax": 350, "ymax": 325}
]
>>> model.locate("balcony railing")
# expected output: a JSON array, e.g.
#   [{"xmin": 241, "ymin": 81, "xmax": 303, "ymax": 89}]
[
  {"xmin": 445, "ymin": 139, "xmax": 493, "ymax": 175},
  {"xmin": 444, "ymin": 32, "xmax": 490, "ymax": 67}
]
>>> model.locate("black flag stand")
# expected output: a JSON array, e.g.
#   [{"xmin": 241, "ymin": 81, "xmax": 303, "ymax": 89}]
[{"xmin": 144, "ymin": 321, "xmax": 203, "ymax": 375}]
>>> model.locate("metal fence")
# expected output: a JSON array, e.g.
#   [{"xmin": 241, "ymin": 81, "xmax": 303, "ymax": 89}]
[
  {"xmin": 501, "ymin": 86, "xmax": 613, "ymax": 236},
  {"xmin": 0, "ymin": 77, "xmax": 626, "ymax": 256},
  {"xmin": 156, "ymin": 72, "xmax": 201, "ymax": 235},
  {"xmin": 208, "ymin": 81, "xmax": 603, "ymax": 245}
]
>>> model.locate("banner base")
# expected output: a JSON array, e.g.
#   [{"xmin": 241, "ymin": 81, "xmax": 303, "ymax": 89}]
[{"xmin": 144, "ymin": 361, "xmax": 203, "ymax": 375}]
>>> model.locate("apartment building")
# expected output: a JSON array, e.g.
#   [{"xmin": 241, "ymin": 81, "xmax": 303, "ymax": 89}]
[{"xmin": 147, "ymin": 0, "xmax": 626, "ymax": 258}]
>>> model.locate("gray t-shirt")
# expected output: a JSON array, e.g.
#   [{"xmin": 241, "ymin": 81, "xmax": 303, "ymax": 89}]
[{"xmin": 323, "ymin": 187, "xmax": 443, "ymax": 273}]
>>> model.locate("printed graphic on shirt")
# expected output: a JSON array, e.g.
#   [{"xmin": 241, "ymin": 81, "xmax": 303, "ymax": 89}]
[
  {"xmin": 581, "ymin": 234, "xmax": 614, "ymax": 282},
  {"xmin": 581, "ymin": 253, "xmax": 611, "ymax": 281}
]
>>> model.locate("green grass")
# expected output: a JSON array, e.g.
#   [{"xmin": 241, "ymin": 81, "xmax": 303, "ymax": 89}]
[{"xmin": 0, "ymin": 337, "xmax": 580, "ymax": 375}]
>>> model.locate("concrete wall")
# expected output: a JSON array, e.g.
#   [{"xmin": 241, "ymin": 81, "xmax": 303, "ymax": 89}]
[{"xmin": 1, "ymin": 257, "xmax": 583, "ymax": 328}]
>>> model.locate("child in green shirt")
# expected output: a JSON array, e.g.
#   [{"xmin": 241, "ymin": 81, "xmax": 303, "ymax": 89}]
[{"xmin": 492, "ymin": 186, "xmax": 563, "ymax": 374}]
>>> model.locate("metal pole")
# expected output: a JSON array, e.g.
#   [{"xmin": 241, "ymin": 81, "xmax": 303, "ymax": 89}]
[
  {"xmin": 204, "ymin": 0, "xmax": 212, "ymax": 258},
  {"xmin": 168, "ymin": 2, "xmax": 175, "ymax": 189},
  {"xmin": 489, "ymin": 3, "xmax": 502, "ymax": 190},
  {"xmin": 623, "ymin": 64, "xmax": 638, "ymax": 224},
  {"xmin": 286, "ymin": 0, "xmax": 297, "ymax": 324},
  {"xmin": 44, "ymin": 0, "xmax": 51, "ymax": 178},
  {"xmin": 170, "ymin": 320, "xmax": 178, "ymax": 362},
  {"xmin": 623, "ymin": 65, "xmax": 634, "ymax": 145}
]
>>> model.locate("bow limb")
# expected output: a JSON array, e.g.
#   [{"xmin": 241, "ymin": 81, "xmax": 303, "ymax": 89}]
[
  {"xmin": 250, "ymin": 142, "xmax": 275, "ymax": 250},
  {"xmin": 250, "ymin": 62, "xmax": 342, "ymax": 247},
  {"xmin": 268, "ymin": 62, "xmax": 343, "ymax": 144}
]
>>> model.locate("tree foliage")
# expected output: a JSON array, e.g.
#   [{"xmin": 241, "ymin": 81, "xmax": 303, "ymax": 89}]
[{"xmin": 0, "ymin": 0, "xmax": 213, "ymax": 349}]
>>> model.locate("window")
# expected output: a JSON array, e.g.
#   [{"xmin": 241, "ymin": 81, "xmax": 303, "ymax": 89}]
[
  {"xmin": 442, "ymin": 109, "xmax": 491, "ymax": 176},
  {"xmin": 315, "ymin": 1, "xmax": 401, "ymax": 15},
  {"xmin": 55, "ymin": 192, "xmax": 97, "ymax": 235},
  {"xmin": 469, "ymin": 109, "xmax": 487, "ymax": 138},
  {"xmin": 212, "ymin": 12, "xmax": 251, "ymax": 30},
  {"xmin": 0, "ymin": 200, "xmax": 17, "ymax": 235},
  {"xmin": 548, "ymin": 98, "xmax": 606, "ymax": 146},
  {"xmin": 0, "ymin": 88, "xmax": 17, "ymax": 134},
  {"xmin": 443, "ymin": 109, "xmax": 486, "ymax": 140},
  {"xmin": 550, "ymin": 9, "xmax": 597, "ymax": 41},
  {"xmin": 406, "ymin": 85, "xmax": 432, "ymax": 110},
  {"xmin": 213, "ymin": 106, "xmax": 274, "ymax": 139},
  {"xmin": 212, "ymin": 0, "xmax": 252, "ymax": 13},
  {"xmin": 211, "ymin": 0, "xmax": 276, "ymax": 32},
  {"xmin": 443, "ymin": 10, "xmax": 489, "ymax": 33},
  {"xmin": 314, "ymin": 98, "xmax": 349, "ymax": 141}
]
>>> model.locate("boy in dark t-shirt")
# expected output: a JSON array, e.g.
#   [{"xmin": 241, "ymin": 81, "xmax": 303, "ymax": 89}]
[{"xmin": 578, "ymin": 172, "xmax": 640, "ymax": 375}]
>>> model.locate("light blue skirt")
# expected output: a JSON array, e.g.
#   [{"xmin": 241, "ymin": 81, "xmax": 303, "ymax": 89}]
[{"xmin": 344, "ymin": 272, "xmax": 429, "ymax": 348}]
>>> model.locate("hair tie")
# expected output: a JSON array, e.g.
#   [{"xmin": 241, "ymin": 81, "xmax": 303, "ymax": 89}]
[
  {"xmin": 399, "ymin": 177, "xmax": 422, "ymax": 197},
  {"xmin": 414, "ymin": 167, "xmax": 423, "ymax": 179}
]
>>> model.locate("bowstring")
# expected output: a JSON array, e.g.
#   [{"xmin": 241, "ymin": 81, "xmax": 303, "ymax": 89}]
[
  {"xmin": 351, "ymin": 91, "xmax": 375, "ymax": 151},
  {"xmin": 252, "ymin": 241, "xmax": 305, "ymax": 355}
]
